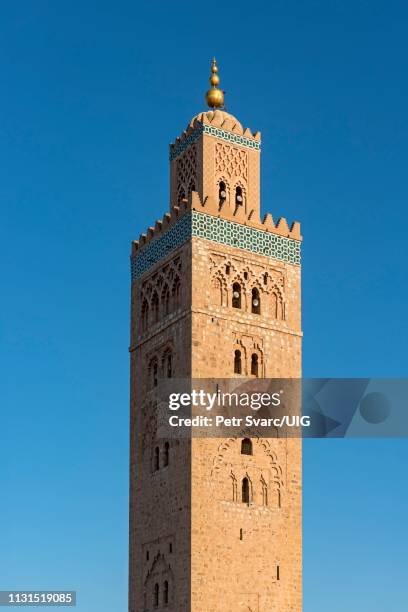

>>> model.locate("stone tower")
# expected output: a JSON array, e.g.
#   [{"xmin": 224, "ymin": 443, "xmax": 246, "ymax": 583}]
[{"xmin": 129, "ymin": 61, "xmax": 302, "ymax": 612}]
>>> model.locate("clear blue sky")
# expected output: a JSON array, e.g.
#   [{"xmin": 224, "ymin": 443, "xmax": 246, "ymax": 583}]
[{"xmin": 1, "ymin": 1, "xmax": 407, "ymax": 610}]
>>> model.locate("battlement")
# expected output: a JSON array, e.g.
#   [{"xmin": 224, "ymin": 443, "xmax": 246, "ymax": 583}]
[{"xmin": 131, "ymin": 191, "xmax": 301, "ymax": 257}]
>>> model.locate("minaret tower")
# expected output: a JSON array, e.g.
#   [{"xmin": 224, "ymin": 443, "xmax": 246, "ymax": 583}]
[{"xmin": 129, "ymin": 60, "xmax": 302, "ymax": 612}]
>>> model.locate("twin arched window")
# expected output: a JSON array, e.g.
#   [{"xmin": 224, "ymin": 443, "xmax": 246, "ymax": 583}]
[
  {"xmin": 240, "ymin": 476, "xmax": 270, "ymax": 506},
  {"xmin": 218, "ymin": 181, "xmax": 244, "ymax": 207},
  {"xmin": 231, "ymin": 283, "xmax": 261, "ymax": 314},
  {"xmin": 149, "ymin": 349, "xmax": 173, "ymax": 388},
  {"xmin": 233, "ymin": 351, "xmax": 261, "ymax": 376},
  {"xmin": 153, "ymin": 580, "xmax": 169, "ymax": 608},
  {"xmin": 140, "ymin": 278, "xmax": 181, "ymax": 333}
]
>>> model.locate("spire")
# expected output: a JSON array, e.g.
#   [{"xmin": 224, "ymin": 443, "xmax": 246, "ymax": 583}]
[{"xmin": 205, "ymin": 58, "xmax": 224, "ymax": 109}]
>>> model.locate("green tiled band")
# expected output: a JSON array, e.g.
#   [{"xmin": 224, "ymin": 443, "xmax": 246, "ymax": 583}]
[
  {"xmin": 192, "ymin": 213, "xmax": 300, "ymax": 265},
  {"xmin": 131, "ymin": 212, "xmax": 301, "ymax": 280},
  {"xmin": 170, "ymin": 125, "xmax": 261, "ymax": 161}
]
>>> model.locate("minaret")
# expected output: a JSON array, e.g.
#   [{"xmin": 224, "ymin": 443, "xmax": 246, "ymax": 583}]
[{"xmin": 129, "ymin": 60, "xmax": 302, "ymax": 612}]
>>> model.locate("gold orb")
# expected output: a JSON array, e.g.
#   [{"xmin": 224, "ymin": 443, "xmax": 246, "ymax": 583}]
[
  {"xmin": 206, "ymin": 87, "xmax": 224, "ymax": 109},
  {"xmin": 210, "ymin": 74, "xmax": 220, "ymax": 86}
]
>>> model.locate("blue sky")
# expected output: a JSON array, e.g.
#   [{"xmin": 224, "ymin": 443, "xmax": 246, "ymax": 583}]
[{"xmin": 1, "ymin": 1, "xmax": 407, "ymax": 610}]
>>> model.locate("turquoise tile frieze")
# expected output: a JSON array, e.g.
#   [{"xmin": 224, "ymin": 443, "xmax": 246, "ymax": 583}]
[
  {"xmin": 169, "ymin": 126, "xmax": 203, "ymax": 161},
  {"xmin": 131, "ymin": 212, "xmax": 301, "ymax": 281},
  {"xmin": 202, "ymin": 124, "xmax": 261, "ymax": 151},
  {"xmin": 192, "ymin": 213, "xmax": 301, "ymax": 266},
  {"xmin": 170, "ymin": 124, "xmax": 261, "ymax": 161},
  {"xmin": 131, "ymin": 213, "xmax": 192, "ymax": 280}
]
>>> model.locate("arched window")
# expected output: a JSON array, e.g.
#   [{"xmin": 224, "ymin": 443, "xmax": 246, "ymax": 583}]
[
  {"xmin": 154, "ymin": 582, "xmax": 159, "ymax": 607},
  {"xmin": 154, "ymin": 447, "xmax": 160, "ymax": 471},
  {"xmin": 163, "ymin": 580, "xmax": 169, "ymax": 605},
  {"xmin": 152, "ymin": 292, "xmax": 159, "ymax": 323},
  {"xmin": 232, "ymin": 282, "xmax": 241, "ymax": 309},
  {"xmin": 172, "ymin": 278, "xmax": 181, "ymax": 309},
  {"xmin": 162, "ymin": 286, "xmax": 170, "ymax": 316},
  {"xmin": 149, "ymin": 358, "xmax": 158, "ymax": 388},
  {"xmin": 251, "ymin": 354, "xmax": 259, "ymax": 377},
  {"xmin": 241, "ymin": 438, "xmax": 253, "ymax": 455},
  {"xmin": 166, "ymin": 352, "xmax": 172, "ymax": 378},
  {"xmin": 234, "ymin": 350, "xmax": 242, "ymax": 374},
  {"xmin": 251, "ymin": 288, "xmax": 260, "ymax": 314},
  {"xmin": 235, "ymin": 185, "xmax": 243, "ymax": 206},
  {"xmin": 242, "ymin": 477, "xmax": 250, "ymax": 504},
  {"xmin": 219, "ymin": 181, "xmax": 226, "ymax": 206},
  {"xmin": 141, "ymin": 299, "xmax": 149, "ymax": 332},
  {"xmin": 164, "ymin": 442, "xmax": 169, "ymax": 467}
]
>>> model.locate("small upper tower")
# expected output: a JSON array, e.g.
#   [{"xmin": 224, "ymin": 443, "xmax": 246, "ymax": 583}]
[{"xmin": 169, "ymin": 59, "xmax": 263, "ymax": 224}]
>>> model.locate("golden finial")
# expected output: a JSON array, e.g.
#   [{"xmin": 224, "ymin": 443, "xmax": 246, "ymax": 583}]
[{"xmin": 205, "ymin": 58, "xmax": 224, "ymax": 109}]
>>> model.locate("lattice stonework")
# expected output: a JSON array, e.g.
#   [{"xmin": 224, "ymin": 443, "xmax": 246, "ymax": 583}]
[
  {"xmin": 169, "ymin": 124, "xmax": 261, "ymax": 161},
  {"xmin": 215, "ymin": 143, "xmax": 247, "ymax": 180},
  {"xmin": 176, "ymin": 144, "xmax": 197, "ymax": 196},
  {"xmin": 131, "ymin": 213, "xmax": 301, "ymax": 280}
]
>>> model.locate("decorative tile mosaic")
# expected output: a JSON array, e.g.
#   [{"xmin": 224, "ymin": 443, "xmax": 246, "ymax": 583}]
[
  {"xmin": 131, "ymin": 213, "xmax": 192, "ymax": 280},
  {"xmin": 131, "ymin": 212, "xmax": 301, "ymax": 280},
  {"xmin": 170, "ymin": 127, "xmax": 203, "ymax": 161},
  {"xmin": 192, "ymin": 213, "xmax": 301, "ymax": 266},
  {"xmin": 170, "ymin": 124, "xmax": 261, "ymax": 161}
]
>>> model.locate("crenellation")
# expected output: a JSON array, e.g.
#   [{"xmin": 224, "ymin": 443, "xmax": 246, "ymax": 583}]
[{"xmin": 132, "ymin": 193, "xmax": 301, "ymax": 258}]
